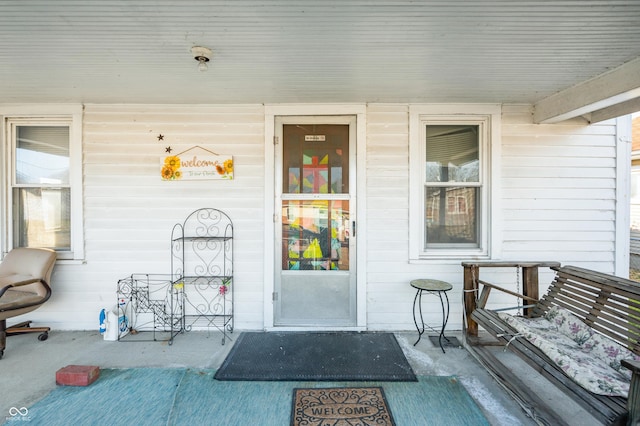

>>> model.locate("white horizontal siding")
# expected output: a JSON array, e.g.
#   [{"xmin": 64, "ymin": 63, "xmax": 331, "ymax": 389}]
[
  {"xmin": 631, "ymin": 203, "xmax": 640, "ymax": 232},
  {"xmin": 18, "ymin": 102, "xmax": 623, "ymax": 334},
  {"xmin": 365, "ymin": 105, "xmax": 467, "ymax": 331},
  {"xmin": 501, "ymin": 105, "xmax": 618, "ymax": 276},
  {"xmin": 365, "ymin": 105, "xmax": 408, "ymax": 317},
  {"xmin": 36, "ymin": 104, "xmax": 266, "ymax": 330},
  {"xmin": 631, "ymin": 227, "xmax": 640, "ymax": 255},
  {"xmin": 365, "ymin": 104, "xmax": 621, "ymax": 331}
]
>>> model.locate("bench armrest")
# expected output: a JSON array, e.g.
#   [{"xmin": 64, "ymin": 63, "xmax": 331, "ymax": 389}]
[
  {"xmin": 622, "ymin": 359, "xmax": 640, "ymax": 424},
  {"xmin": 477, "ymin": 280, "xmax": 539, "ymax": 303},
  {"xmin": 621, "ymin": 359, "xmax": 640, "ymax": 375}
]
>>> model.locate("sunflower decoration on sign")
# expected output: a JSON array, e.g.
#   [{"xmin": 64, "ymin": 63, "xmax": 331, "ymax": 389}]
[
  {"xmin": 216, "ymin": 158, "xmax": 234, "ymax": 179},
  {"xmin": 161, "ymin": 155, "xmax": 183, "ymax": 180}
]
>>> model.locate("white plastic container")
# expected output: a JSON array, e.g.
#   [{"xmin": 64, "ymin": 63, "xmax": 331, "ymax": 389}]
[
  {"xmin": 103, "ymin": 309, "xmax": 119, "ymax": 341},
  {"xmin": 101, "ymin": 300, "xmax": 131, "ymax": 341}
]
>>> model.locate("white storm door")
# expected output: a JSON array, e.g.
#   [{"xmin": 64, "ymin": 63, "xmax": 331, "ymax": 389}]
[{"xmin": 274, "ymin": 116, "xmax": 356, "ymax": 327}]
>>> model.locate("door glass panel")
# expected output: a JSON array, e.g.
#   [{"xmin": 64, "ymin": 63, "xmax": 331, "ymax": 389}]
[
  {"xmin": 282, "ymin": 200, "xmax": 349, "ymax": 271},
  {"xmin": 283, "ymin": 124, "xmax": 349, "ymax": 194}
]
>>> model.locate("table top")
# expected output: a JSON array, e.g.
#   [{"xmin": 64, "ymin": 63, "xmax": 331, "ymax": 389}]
[{"xmin": 410, "ymin": 279, "xmax": 453, "ymax": 291}]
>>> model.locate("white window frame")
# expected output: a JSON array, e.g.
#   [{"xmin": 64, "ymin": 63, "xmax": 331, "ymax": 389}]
[
  {"xmin": 1, "ymin": 105, "xmax": 84, "ymax": 261},
  {"xmin": 409, "ymin": 104, "xmax": 501, "ymax": 260}
]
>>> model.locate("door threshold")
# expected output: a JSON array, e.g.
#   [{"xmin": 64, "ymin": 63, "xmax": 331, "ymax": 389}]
[{"xmin": 265, "ymin": 326, "xmax": 366, "ymax": 332}]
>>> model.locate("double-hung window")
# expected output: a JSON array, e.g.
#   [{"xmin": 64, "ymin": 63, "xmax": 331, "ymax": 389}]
[
  {"xmin": 4, "ymin": 109, "xmax": 83, "ymax": 260},
  {"xmin": 409, "ymin": 105, "xmax": 500, "ymax": 260}
]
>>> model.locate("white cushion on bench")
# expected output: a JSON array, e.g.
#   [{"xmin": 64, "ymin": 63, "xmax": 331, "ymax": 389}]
[{"xmin": 498, "ymin": 306, "xmax": 640, "ymax": 397}]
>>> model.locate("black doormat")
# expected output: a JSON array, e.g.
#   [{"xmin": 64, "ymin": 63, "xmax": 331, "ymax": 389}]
[
  {"xmin": 214, "ymin": 332, "xmax": 417, "ymax": 381},
  {"xmin": 291, "ymin": 387, "xmax": 395, "ymax": 426}
]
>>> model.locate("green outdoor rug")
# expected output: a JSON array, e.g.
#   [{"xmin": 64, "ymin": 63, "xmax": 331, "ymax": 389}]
[{"xmin": 6, "ymin": 369, "xmax": 489, "ymax": 426}]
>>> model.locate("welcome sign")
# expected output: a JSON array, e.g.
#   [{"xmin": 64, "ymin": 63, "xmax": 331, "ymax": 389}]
[{"xmin": 161, "ymin": 153, "xmax": 233, "ymax": 181}]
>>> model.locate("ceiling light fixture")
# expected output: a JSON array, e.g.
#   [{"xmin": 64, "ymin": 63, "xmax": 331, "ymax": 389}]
[{"xmin": 191, "ymin": 46, "xmax": 212, "ymax": 72}]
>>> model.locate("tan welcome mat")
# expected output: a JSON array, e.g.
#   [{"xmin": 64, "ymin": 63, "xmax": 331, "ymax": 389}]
[{"xmin": 291, "ymin": 387, "xmax": 395, "ymax": 426}]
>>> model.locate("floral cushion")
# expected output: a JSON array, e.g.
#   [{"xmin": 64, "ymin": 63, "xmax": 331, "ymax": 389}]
[
  {"xmin": 544, "ymin": 306, "xmax": 640, "ymax": 378},
  {"xmin": 498, "ymin": 306, "xmax": 639, "ymax": 397},
  {"xmin": 544, "ymin": 305, "xmax": 594, "ymax": 345},
  {"xmin": 587, "ymin": 329, "xmax": 640, "ymax": 378}
]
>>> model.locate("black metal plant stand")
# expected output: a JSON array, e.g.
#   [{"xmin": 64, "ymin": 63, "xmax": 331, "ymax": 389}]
[
  {"xmin": 171, "ymin": 208, "xmax": 234, "ymax": 344},
  {"xmin": 117, "ymin": 208, "xmax": 234, "ymax": 345}
]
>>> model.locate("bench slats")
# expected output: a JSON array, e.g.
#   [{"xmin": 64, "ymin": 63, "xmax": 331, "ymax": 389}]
[
  {"xmin": 535, "ymin": 271, "xmax": 640, "ymax": 353},
  {"xmin": 468, "ymin": 265, "xmax": 640, "ymax": 425},
  {"xmin": 554, "ymin": 271, "xmax": 640, "ymax": 309},
  {"xmin": 473, "ymin": 309, "xmax": 627, "ymax": 416},
  {"xmin": 556, "ymin": 266, "xmax": 640, "ymax": 294},
  {"xmin": 471, "ymin": 309, "xmax": 627, "ymax": 424},
  {"xmin": 538, "ymin": 295, "xmax": 640, "ymax": 351}
]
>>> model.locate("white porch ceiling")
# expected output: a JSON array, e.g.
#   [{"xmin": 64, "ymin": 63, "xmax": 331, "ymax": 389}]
[{"xmin": 1, "ymin": 1, "xmax": 640, "ymax": 122}]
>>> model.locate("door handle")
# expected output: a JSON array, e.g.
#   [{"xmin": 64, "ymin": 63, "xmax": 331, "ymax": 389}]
[{"xmin": 352, "ymin": 221, "xmax": 356, "ymax": 237}]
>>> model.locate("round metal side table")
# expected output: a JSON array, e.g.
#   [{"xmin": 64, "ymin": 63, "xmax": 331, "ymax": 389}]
[{"xmin": 410, "ymin": 279, "xmax": 453, "ymax": 353}]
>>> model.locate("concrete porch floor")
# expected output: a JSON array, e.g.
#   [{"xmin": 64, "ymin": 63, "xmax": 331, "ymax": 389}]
[{"xmin": 0, "ymin": 329, "xmax": 601, "ymax": 425}]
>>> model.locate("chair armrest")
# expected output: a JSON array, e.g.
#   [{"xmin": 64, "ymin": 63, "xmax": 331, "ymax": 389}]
[
  {"xmin": 0, "ymin": 278, "xmax": 44, "ymax": 298},
  {"xmin": 0, "ymin": 278, "xmax": 52, "ymax": 311}
]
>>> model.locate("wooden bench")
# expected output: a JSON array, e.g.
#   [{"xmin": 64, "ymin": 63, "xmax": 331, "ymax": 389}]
[{"xmin": 463, "ymin": 262, "xmax": 640, "ymax": 425}]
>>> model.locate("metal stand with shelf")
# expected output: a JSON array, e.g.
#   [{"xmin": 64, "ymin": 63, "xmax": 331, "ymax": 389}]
[
  {"xmin": 116, "ymin": 274, "xmax": 183, "ymax": 344},
  {"xmin": 171, "ymin": 208, "xmax": 234, "ymax": 344}
]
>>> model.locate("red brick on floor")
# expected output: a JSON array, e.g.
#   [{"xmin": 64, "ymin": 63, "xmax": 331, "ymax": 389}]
[{"xmin": 56, "ymin": 365, "xmax": 100, "ymax": 386}]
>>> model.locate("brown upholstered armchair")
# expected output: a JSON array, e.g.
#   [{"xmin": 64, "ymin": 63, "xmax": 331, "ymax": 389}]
[{"xmin": 0, "ymin": 248, "xmax": 57, "ymax": 359}]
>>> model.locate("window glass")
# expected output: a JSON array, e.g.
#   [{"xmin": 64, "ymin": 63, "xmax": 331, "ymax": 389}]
[
  {"xmin": 425, "ymin": 125, "xmax": 479, "ymax": 183},
  {"xmin": 16, "ymin": 126, "xmax": 70, "ymax": 184},
  {"xmin": 424, "ymin": 124, "xmax": 481, "ymax": 248},
  {"xmin": 425, "ymin": 186, "xmax": 478, "ymax": 245},
  {"xmin": 13, "ymin": 187, "xmax": 71, "ymax": 250},
  {"xmin": 410, "ymin": 107, "xmax": 497, "ymax": 259},
  {"xmin": 12, "ymin": 125, "xmax": 71, "ymax": 252}
]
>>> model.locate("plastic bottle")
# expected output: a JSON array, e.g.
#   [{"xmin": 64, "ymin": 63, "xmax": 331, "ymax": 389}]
[{"xmin": 104, "ymin": 309, "xmax": 119, "ymax": 341}]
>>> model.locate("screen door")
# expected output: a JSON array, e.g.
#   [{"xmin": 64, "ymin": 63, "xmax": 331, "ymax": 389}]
[{"xmin": 274, "ymin": 117, "xmax": 356, "ymax": 326}]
